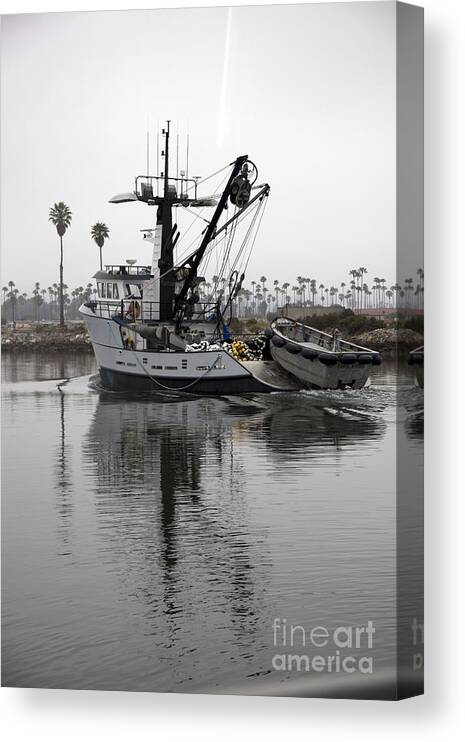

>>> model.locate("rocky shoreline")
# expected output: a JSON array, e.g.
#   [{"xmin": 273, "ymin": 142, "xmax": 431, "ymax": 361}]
[
  {"xmin": 1, "ymin": 325, "xmax": 93, "ymax": 352},
  {"xmin": 1, "ymin": 324, "xmax": 423, "ymax": 354},
  {"xmin": 347, "ymin": 328, "xmax": 423, "ymax": 353}
]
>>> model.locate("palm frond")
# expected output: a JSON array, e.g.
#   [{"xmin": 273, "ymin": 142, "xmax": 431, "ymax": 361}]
[
  {"xmin": 49, "ymin": 201, "xmax": 72, "ymax": 235},
  {"xmin": 91, "ymin": 221, "xmax": 110, "ymax": 246}
]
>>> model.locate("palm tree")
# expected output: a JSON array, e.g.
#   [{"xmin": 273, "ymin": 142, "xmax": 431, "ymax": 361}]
[
  {"xmin": 404, "ymin": 277, "xmax": 414, "ymax": 308},
  {"xmin": 380, "ymin": 279, "xmax": 387, "ymax": 308},
  {"xmin": 363, "ymin": 283, "xmax": 369, "ymax": 309},
  {"xmin": 273, "ymin": 279, "xmax": 280, "ymax": 309},
  {"xmin": 49, "ymin": 202, "xmax": 72, "ymax": 326},
  {"xmin": 32, "ymin": 285, "xmax": 41, "ymax": 322},
  {"xmin": 244, "ymin": 288, "xmax": 252, "ymax": 315},
  {"xmin": 41, "ymin": 289, "xmax": 47, "ymax": 320},
  {"xmin": 305, "ymin": 278, "xmax": 311, "ymax": 306},
  {"xmin": 18, "ymin": 293, "xmax": 27, "ymax": 321},
  {"xmin": 310, "ymin": 279, "xmax": 317, "ymax": 306},
  {"xmin": 358, "ymin": 267, "xmax": 368, "ymax": 310},
  {"xmin": 7, "ymin": 281, "xmax": 15, "ymax": 323},
  {"xmin": 297, "ymin": 276, "xmax": 305, "ymax": 306},
  {"xmin": 91, "ymin": 222, "xmax": 110, "ymax": 271},
  {"xmin": 349, "ymin": 269, "xmax": 362, "ymax": 310},
  {"xmin": 7, "ymin": 285, "xmax": 18, "ymax": 327},
  {"xmin": 84, "ymin": 283, "xmax": 93, "ymax": 301},
  {"xmin": 373, "ymin": 277, "xmax": 381, "ymax": 309}
]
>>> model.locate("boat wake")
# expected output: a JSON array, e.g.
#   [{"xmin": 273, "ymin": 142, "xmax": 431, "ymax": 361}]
[
  {"xmin": 1, "ymin": 375, "xmax": 98, "ymax": 397},
  {"xmin": 298, "ymin": 382, "xmax": 423, "ymax": 428}
]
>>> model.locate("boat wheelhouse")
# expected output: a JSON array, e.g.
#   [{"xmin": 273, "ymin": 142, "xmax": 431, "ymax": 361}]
[{"xmin": 94, "ymin": 263, "xmax": 151, "ymax": 304}]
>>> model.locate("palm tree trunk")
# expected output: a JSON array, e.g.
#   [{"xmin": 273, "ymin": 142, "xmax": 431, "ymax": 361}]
[
  {"xmin": 99, "ymin": 246, "xmax": 103, "ymax": 271},
  {"xmin": 59, "ymin": 235, "xmax": 64, "ymax": 326}
]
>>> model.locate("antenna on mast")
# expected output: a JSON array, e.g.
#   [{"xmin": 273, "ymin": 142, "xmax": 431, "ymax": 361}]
[
  {"xmin": 156, "ymin": 129, "xmax": 160, "ymax": 196},
  {"xmin": 146, "ymin": 130, "xmax": 150, "ymax": 180},
  {"xmin": 186, "ymin": 133, "xmax": 190, "ymax": 182},
  {"xmin": 157, "ymin": 132, "xmax": 160, "ymax": 176},
  {"xmin": 160, "ymin": 120, "xmax": 170, "ymax": 198}
]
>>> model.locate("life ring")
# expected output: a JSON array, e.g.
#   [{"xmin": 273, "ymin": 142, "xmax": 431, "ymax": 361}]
[{"xmin": 126, "ymin": 300, "xmax": 141, "ymax": 320}]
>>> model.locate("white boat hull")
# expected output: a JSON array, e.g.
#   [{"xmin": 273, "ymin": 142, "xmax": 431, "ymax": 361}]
[{"xmin": 80, "ymin": 304, "xmax": 293, "ymax": 394}]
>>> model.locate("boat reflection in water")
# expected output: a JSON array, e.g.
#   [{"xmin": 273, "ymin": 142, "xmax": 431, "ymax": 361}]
[
  {"xmin": 80, "ymin": 388, "xmax": 388, "ymax": 695},
  {"xmin": 83, "ymin": 393, "xmax": 274, "ymax": 689}
]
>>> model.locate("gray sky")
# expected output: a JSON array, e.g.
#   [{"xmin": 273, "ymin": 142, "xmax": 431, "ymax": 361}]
[{"xmin": 1, "ymin": 2, "xmax": 402, "ymax": 295}]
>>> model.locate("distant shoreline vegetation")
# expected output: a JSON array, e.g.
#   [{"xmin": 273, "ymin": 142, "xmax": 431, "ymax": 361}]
[
  {"xmin": 1, "ymin": 267, "xmax": 423, "ymax": 325},
  {"xmin": 203, "ymin": 269, "xmax": 424, "ymax": 319}
]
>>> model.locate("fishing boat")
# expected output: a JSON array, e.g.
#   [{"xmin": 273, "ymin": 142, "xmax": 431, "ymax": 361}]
[
  {"xmin": 267, "ymin": 318, "xmax": 381, "ymax": 390},
  {"xmin": 408, "ymin": 346, "xmax": 424, "ymax": 388},
  {"xmin": 80, "ymin": 121, "xmax": 298, "ymax": 395}
]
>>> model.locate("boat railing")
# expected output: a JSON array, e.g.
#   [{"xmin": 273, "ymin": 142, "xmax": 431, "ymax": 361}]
[
  {"xmin": 273, "ymin": 318, "xmax": 378, "ymax": 354},
  {"xmin": 103, "ymin": 265, "xmax": 151, "ymax": 276},
  {"xmin": 135, "ymin": 174, "xmax": 198, "ymax": 202},
  {"xmin": 86, "ymin": 299, "xmax": 220, "ymax": 323}
]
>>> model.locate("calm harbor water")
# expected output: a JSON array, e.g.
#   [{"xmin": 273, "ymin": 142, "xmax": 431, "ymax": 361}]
[{"xmin": 1, "ymin": 352, "xmax": 423, "ymax": 697}]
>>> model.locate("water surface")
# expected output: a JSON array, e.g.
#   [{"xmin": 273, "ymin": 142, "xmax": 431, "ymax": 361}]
[{"xmin": 2, "ymin": 352, "xmax": 423, "ymax": 697}]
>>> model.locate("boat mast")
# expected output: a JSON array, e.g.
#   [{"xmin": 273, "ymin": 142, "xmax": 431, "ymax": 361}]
[
  {"xmin": 110, "ymin": 127, "xmax": 268, "ymax": 327},
  {"xmin": 158, "ymin": 120, "xmax": 175, "ymax": 321}
]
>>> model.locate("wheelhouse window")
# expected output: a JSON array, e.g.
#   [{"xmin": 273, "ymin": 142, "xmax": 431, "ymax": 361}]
[
  {"xmin": 125, "ymin": 283, "xmax": 143, "ymax": 298},
  {"xmin": 97, "ymin": 281, "xmax": 120, "ymax": 300}
]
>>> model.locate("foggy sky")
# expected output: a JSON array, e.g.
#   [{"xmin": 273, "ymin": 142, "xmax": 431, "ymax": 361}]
[{"xmin": 1, "ymin": 2, "xmax": 404, "ymax": 295}]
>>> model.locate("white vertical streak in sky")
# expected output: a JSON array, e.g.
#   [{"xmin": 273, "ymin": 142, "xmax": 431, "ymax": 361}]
[{"xmin": 217, "ymin": 7, "xmax": 233, "ymax": 147}]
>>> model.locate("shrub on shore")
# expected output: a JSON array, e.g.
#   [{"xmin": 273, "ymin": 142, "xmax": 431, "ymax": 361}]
[{"xmin": 299, "ymin": 309, "xmax": 423, "ymax": 336}]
